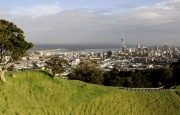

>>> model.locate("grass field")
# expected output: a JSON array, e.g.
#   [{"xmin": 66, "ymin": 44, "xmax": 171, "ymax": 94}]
[{"xmin": 0, "ymin": 70, "xmax": 179, "ymax": 115}]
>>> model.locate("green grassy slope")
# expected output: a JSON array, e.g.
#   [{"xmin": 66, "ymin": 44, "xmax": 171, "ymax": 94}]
[{"xmin": 0, "ymin": 70, "xmax": 179, "ymax": 115}]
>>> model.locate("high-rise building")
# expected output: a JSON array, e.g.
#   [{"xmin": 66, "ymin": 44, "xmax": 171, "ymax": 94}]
[
  {"xmin": 137, "ymin": 44, "xmax": 141, "ymax": 52},
  {"xmin": 106, "ymin": 50, "xmax": 112, "ymax": 58},
  {"xmin": 173, "ymin": 47, "xmax": 180, "ymax": 56},
  {"xmin": 122, "ymin": 46, "xmax": 127, "ymax": 53},
  {"xmin": 155, "ymin": 45, "xmax": 159, "ymax": 51},
  {"xmin": 164, "ymin": 43, "xmax": 170, "ymax": 51},
  {"xmin": 173, "ymin": 47, "xmax": 178, "ymax": 52},
  {"xmin": 142, "ymin": 46, "xmax": 148, "ymax": 53}
]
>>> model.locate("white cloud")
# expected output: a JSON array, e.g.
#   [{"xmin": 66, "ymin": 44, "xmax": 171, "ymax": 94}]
[
  {"xmin": 134, "ymin": 6, "xmax": 150, "ymax": 10},
  {"xmin": 9, "ymin": 3, "xmax": 62, "ymax": 18},
  {"xmin": 119, "ymin": 0, "xmax": 180, "ymax": 27}
]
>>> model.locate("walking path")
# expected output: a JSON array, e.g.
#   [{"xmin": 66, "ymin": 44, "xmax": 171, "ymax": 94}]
[{"xmin": 119, "ymin": 87, "xmax": 166, "ymax": 91}]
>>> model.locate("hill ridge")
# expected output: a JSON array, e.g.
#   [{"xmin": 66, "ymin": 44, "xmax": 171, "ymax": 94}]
[{"xmin": 0, "ymin": 70, "xmax": 179, "ymax": 115}]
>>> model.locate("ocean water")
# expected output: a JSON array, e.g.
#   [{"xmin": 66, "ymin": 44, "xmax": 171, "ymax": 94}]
[{"xmin": 32, "ymin": 44, "xmax": 122, "ymax": 53}]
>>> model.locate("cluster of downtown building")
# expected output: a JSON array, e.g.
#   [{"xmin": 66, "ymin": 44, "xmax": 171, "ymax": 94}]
[{"xmin": 9, "ymin": 36, "xmax": 180, "ymax": 76}]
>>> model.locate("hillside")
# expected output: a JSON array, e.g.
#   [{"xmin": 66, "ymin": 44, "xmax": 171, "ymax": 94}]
[{"xmin": 0, "ymin": 70, "xmax": 179, "ymax": 115}]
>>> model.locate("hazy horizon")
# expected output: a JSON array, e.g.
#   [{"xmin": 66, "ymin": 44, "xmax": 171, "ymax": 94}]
[{"xmin": 33, "ymin": 43, "xmax": 179, "ymax": 47}]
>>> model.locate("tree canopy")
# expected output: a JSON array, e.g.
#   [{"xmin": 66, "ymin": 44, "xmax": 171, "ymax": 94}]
[
  {"xmin": 0, "ymin": 19, "xmax": 33, "ymax": 82},
  {"xmin": 68, "ymin": 59, "xmax": 104, "ymax": 84},
  {"xmin": 45, "ymin": 57, "xmax": 68, "ymax": 78}
]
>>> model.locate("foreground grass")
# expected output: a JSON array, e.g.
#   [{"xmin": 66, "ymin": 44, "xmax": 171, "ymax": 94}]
[{"xmin": 0, "ymin": 70, "xmax": 179, "ymax": 115}]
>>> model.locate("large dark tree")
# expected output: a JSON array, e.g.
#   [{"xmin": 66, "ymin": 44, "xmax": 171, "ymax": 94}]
[{"xmin": 0, "ymin": 19, "xmax": 33, "ymax": 82}]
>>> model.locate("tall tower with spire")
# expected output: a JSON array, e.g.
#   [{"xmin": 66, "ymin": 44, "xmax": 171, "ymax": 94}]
[
  {"xmin": 121, "ymin": 30, "xmax": 126, "ymax": 53},
  {"xmin": 121, "ymin": 33, "xmax": 125, "ymax": 47}
]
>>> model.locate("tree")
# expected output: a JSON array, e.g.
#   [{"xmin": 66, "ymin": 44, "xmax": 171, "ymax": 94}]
[
  {"xmin": 0, "ymin": 19, "xmax": 33, "ymax": 82},
  {"xmin": 45, "ymin": 57, "xmax": 68, "ymax": 78},
  {"xmin": 68, "ymin": 59, "xmax": 104, "ymax": 84},
  {"xmin": 131, "ymin": 73, "xmax": 151, "ymax": 88},
  {"xmin": 107, "ymin": 67, "xmax": 120, "ymax": 86},
  {"xmin": 170, "ymin": 59, "xmax": 180, "ymax": 85}
]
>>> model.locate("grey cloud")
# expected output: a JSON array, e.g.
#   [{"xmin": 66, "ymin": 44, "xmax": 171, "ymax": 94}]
[
  {"xmin": 0, "ymin": 0, "xmax": 180, "ymax": 45},
  {"xmin": 0, "ymin": 7, "xmax": 7, "ymax": 13}
]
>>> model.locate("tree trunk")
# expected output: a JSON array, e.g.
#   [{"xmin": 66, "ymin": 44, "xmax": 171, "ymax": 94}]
[{"xmin": 0, "ymin": 68, "xmax": 5, "ymax": 82}]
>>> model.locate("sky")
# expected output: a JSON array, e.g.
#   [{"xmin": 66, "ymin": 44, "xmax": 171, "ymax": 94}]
[{"xmin": 0, "ymin": 0, "xmax": 180, "ymax": 45}]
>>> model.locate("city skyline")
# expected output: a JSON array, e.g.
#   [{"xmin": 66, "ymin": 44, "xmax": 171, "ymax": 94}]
[{"xmin": 0, "ymin": 0, "xmax": 180, "ymax": 45}]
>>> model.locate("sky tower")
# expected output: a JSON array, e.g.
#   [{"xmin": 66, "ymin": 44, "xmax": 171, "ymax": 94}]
[
  {"xmin": 121, "ymin": 30, "xmax": 125, "ymax": 52},
  {"xmin": 121, "ymin": 33, "xmax": 125, "ymax": 47}
]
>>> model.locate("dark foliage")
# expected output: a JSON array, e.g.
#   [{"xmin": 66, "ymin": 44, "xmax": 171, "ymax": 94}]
[
  {"xmin": 170, "ymin": 59, "xmax": 180, "ymax": 85},
  {"xmin": 69, "ymin": 59, "xmax": 179, "ymax": 88},
  {"xmin": 45, "ymin": 57, "xmax": 68, "ymax": 77},
  {"xmin": 0, "ymin": 19, "xmax": 33, "ymax": 81},
  {"xmin": 0, "ymin": 19, "xmax": 33, "ymax": 63},
  {"xmin": 68, "ymin": 59, "xmax": 104, "ymax": 84}
]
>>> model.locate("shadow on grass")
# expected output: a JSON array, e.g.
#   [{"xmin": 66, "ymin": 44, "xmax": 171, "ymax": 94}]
[{"xmin": 37, "ymin": 70, "xmax": 54, "ymax": 78}]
